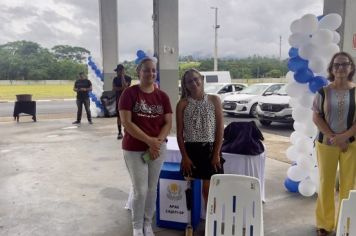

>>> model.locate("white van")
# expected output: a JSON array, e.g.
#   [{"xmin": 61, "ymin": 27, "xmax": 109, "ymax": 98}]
[{"xmin": 200, "ymin": 71, "xmax": 232, "ymax": 84}]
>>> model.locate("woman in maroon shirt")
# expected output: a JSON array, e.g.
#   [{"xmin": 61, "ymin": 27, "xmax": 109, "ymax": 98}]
[{"xmin": 119, "ymin": 57, "xmax": 172, "ymax": 236}]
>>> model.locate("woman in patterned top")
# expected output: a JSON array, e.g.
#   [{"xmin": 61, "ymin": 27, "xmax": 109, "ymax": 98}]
[
  {"xmin": 313, "ymin": 52, "xmax": 356, "ymax": 236},
  {"xmin": 176, "ymin": 68, "xmax": 224, "ymax": 208}
]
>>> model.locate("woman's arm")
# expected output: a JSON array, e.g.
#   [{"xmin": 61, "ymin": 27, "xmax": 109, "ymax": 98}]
[
  {"xmin": 312, "ymin": 111, "xmax": 334, "ymax": 138},
  {"xmin": 210, "ymin": 95, "xmax": 224, "ymax": 170},
  {"xmin": 120, "ymin": 110, "xmax": 162, "ymax": 156},
  {"xmin": 157, "ymin": 113, "xmax": 172, "ymax": 142},
  {"xmin": 331, "ymin": 123, "xmax": 356, "ymax": 146},
  {"xmin": 176, "ymin": 99, "xmax": 194, "ymax": 176}
]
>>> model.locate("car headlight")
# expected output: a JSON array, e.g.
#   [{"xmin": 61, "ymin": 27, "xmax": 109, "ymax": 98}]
[{"xmin": 237, "ymin": 100, "xmax": 250, "ymax": 104}]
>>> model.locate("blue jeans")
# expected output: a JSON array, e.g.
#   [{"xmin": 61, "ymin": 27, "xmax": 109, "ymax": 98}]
[{"xmin": 123, "ymin": 143, "xmax": 166, "ymax": 229}]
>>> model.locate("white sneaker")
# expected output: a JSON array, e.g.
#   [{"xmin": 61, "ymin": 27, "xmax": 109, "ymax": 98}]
[
  {"xmin": 133, "ymin": 228, "xmax": 144, "ymax": 236},
  {"xmin": 143, "ymin": 224, "xmax": 155, "ymax": 236}
]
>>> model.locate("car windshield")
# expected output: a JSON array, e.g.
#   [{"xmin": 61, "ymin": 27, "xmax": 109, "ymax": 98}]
[
  {"xmin": 274, "ymin": 85, "xmax": 287, "ymax": 95},
  {"xmin": 240, "ymin": 84, "xmax": 268, "ymax": 95},
  {"xmin": 204, "ymin": 84, "xmax": 224, "ymax": 93}
]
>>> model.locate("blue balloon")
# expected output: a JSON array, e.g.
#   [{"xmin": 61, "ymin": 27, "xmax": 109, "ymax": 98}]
[
  {"xmin": 288, "ymin": 48, "xmax": 299, "ymax": 58},
  {"xmin": 284, "ymin": 178, "xmax": 300, "ymax": 193},
  {"xmin": 136, "ymin": 50, "xmax": 145, "ymax": 58},
  {"xmin": 309, "ymin": 76, "xmax": 328, "ymax": 93},
  {"xmin": 294, "ymin": 68, "xmax": 314, "ymax": 83},
  {"xmin": 135, "ymin": 57, "xmax": 142, "ymax": 65},
  {"xmin": 288, "ymin": 56, "xmax": 308, "ymax": 72}
]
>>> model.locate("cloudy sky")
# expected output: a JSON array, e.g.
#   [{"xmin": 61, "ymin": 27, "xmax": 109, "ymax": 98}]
[{"xmin": 0, "ymin": 0, "xmax": 323, "ymax": 62}]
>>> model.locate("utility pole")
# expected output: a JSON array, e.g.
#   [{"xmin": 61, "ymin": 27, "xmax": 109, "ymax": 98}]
[
  {"xmin": 211, "ymin": 7, "xmax": 219, "ymax": 71},
  {"xmin": 279, "ymin": 35, "xmax": 282, "ymax": 61}
]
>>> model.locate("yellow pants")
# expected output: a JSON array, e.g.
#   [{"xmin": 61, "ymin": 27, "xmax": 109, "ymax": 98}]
[{"xmin": 315, "ymin": 141, "xmax": 356, "ymax": 231}]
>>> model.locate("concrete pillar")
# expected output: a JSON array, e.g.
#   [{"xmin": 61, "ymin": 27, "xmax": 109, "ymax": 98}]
[
  {"xmin": 324, "ymin": 0, "xmax": 356, "ymax": 59},
  {"xmin": 98, "ymin": 0, "xmax": 118, "ymax": 91},
  {"xmin": 153, "ymin": 0, "xmax": 179, "ymax": 131}
]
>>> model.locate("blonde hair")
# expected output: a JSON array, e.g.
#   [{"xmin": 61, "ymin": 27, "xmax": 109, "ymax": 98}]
[{"xmin": 180, "ymin": 68, "xmax": 204, "ymax": 99}]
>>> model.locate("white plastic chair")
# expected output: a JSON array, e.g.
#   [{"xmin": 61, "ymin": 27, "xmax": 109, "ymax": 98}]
[
  {"xmin": 205, "ymin": 174, "xmax": 264, "ymax": 236},
  {"xmin": 336, "ymin": 190, "xmax": 356, "ymax": 236}
]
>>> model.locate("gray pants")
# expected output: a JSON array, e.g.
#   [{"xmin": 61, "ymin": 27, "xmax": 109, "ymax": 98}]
[{"xmin": 123, "ymin": 143, "xmax": 166, "ymax": 229}]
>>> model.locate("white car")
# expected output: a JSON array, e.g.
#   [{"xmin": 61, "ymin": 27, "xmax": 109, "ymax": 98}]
[
  {"xmin": 222, "ymin": 83, "xmax": 285, "ymax": 117},
  {"xmin": 256, "ymin": 85, "xmax": 293, "ymax": 126},
  {"xmin": 204, "ymin": 83, "xmax": 247, "ymax": 100}
]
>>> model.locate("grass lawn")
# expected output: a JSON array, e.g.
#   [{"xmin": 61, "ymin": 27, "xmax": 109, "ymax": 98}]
[{"xmin": 0, "ymin": 84, "xmax": 76, "ymax": 101}]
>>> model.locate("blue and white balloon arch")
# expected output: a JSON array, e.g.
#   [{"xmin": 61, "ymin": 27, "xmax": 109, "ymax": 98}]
[
  {"xmin": 87, "ymin": 56, "xmax": 104, "ymax": 117},
  {"xmin": 284, "ymin": 13, "xmax": 342, "ymax": 197}
]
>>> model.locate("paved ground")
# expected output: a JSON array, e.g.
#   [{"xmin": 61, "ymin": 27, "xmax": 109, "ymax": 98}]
[{"xmin": 0, "ymin": 116, "xmax": 321, "ymax": 236}]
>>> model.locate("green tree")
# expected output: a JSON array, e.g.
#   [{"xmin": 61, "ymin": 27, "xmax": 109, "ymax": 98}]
[
  {"xmin": 51, "ymin": 45, "xmax": 90, "ymax": 63},
  {"xmin": 0, "ymin": 40, "xmax": 89, "ymax": 81}
]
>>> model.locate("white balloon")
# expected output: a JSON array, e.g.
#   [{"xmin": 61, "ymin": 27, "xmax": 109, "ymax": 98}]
[
  {"xmin": 318, "ymin": 13, "xmax": 342, "ymax": 31},
  {"xmin": 308, "ymin": 56, "xmax": 327, "ymax": 74},
  {"xmin": 309, "ymin": 166, "xmax": 319, "ymax": 186},
  {"xmin": 323, "ymin": 44, "xmax": 340, "ymax": 58},
  {"xmin": 286, "ymin": 71, "xmax": 294, "ymax": 82},
  {"xmin": 290, "ymin": 19, "xmax": 302, "ymax": 33},
  {"xmin": 299, "ymin": 14, "xmax": 319, "ymax": 35},
  {"xmin": 288, "ymin": 33, "xmax": 311, "ymax": 48},
  {"xmin": 303, "ymin": 121, "xmax": 318, "ymax": 138},
  {"xmin": 295, "ymin": 135, "xmax": 314, "ymax": 154},
  {"xmin": 299, "ymin": 43, "xmax": 317, "ymax": 60},
  {"xmin": 146, "ymin": 49, "xmax": 154, "ymax": 57},
  {"xmin": 298, "ymin": 91, "xmax": 315, "ymax": 109},
  {"xmin": 297, "ymin": 156, "xmax": 315, "ymax": 171},
  {"xmin": 286, "ymin": 80, "xmax": 309, "ymax": 98},
  {"xmin": 287, "ymin": 165, "xmax": 309, "ymax": 182},
  {"xmin": 289, "ymin": 97, "xmax": 300, "ymax": 108},
  {"xmin": 311, "ymin": 29, "xmax": 334, "ymax": 45},
  {"xmin": 315, "ymin": 43, "xmax": 340, "ymax": 64},
  {"xmin": 293, "ymin": 122, "xmax": 305, "ymax": 133},
  {"xmin": 292, "ymin": 106, "xmax": 313, "ymax": 123},
  {"xmin": 286, "ymin": 145, "xmax": 299, "ymax": 162},
  {"xmin": 311, "ymin": 149, "xmax": 317, "ymax": 165},
  {"xmin": 298, "ymin": 178, "xmax": 316, "ymax": 197},
  {"xmin": 332, "ymin": 31, "xmax": 341, "ymax": 44},
  {"xmin": 290, "ymin": 131, "xmax": 302, "ymax": 144}
]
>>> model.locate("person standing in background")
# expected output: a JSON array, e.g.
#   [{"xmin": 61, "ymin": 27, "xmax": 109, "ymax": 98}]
[
  {"xmin": 312, "ymin": 52, "xmax": 356, "ymax": 236},
  {"xmin": 113, "ymin": 64, "xmax": 132, "ymax": 139},
  {"xmin": 119, "ymin": 57, "xmax": 172, "ymax": 236},
  {"xmin": 73, "ymin": 72, "xmax": 93, "ymax": 125}
]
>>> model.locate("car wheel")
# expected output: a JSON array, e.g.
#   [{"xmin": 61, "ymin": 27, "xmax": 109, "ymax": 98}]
[
  {"xmin": 249, "ymin": 103, "xmax": 258, "ymax": 117},
  {"xmin": 260, "ymin": 120, "xmax": 272, "ymax": 126}
]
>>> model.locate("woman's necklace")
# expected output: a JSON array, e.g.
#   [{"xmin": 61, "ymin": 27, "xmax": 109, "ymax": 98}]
[{"xmin": 335, "ymin": 90, "xmax": 347, "ymax": 123}]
